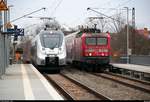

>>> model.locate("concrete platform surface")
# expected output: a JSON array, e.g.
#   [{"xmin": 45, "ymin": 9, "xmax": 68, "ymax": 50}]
[
  {"xmin": 0, "ymin": 64, "xmax": 64, "ymax": 100},
  {"xmin": 112, "ymin": 63, "xmax": 150, "ymax": 74}
]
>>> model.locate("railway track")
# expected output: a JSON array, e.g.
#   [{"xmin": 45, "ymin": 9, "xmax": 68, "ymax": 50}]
[
  {"xmin": 60, "ymin": 67, "xmax": 150, "ymax": 99},
  {"xmin": 45, "ymin": 73, "xmax": 111, "ymax": 100},
  {"xmin": 91, "ymin": 71, "xmax": 150, "ymax": 94},
  {"xmin": 66, "ymin": 65, "xmax": 150, "ymax": 94}
]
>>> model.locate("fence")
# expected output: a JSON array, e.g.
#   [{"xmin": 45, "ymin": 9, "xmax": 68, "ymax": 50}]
[{"xmin": 130, "ymin": 55, "xmax": 150, "ymax": 66}]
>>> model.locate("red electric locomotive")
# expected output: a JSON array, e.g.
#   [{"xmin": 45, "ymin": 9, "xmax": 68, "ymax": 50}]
[{"xmin": 65, "ymin": 28, "xmax": 111, "ymax": 68}]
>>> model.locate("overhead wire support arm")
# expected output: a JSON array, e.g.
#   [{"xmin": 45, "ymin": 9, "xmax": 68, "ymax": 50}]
[
  {"xmin": 27, "ymin": 16, "xmax": 54, "ymax": 20},
  {"xmin": 87, "ymin": 7, "xmax": 124, "ymax": 24},
  {"xmin": 10, "ymin": 7, "xmax": 46, "ymax": 23}
]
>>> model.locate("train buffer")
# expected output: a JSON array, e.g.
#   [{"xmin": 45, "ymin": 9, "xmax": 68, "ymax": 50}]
[
  {"xmin": 0, "ymin": 64, "xmax": 64, "ymax": 100},
  {"xmin": 111, "ymin": 63, "xmax": 150, "ymax": 80}
]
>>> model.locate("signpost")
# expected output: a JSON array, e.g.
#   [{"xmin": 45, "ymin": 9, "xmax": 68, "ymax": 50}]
[
  {"xmin": 7, "ymin": 28, "xmax": 24, "ymax": 35},
  {"xmin": 0, "ymin": 0, "xmax": 8, "ymax": 11},
  {"xmin": 0, "ymin": 0, "xmax": 8, "ymax": 77}
]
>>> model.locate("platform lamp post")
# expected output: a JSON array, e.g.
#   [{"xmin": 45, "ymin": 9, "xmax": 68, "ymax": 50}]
[{"xmin": 124, "ymin": 7, "xmax": 129, "ymax": 64}]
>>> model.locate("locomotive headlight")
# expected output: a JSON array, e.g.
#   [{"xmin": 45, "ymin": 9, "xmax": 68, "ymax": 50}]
[
  {"xmin": 89, "ymin": 53, "xmax": 92, "ymax": 56},
  {"xmin": 101, "ymin": 53, "xmax": 104, "ymax": 56}
]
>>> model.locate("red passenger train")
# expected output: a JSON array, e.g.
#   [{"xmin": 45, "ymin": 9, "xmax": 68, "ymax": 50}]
[{"xmin": 65, "ymin": 28, "xmax": 111, "ymax": 68}]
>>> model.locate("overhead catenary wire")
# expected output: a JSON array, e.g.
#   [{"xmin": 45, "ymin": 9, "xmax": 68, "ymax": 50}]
[
  {"xmin": 93, "ymin": 0, "xmax": 122, "ymax": 14},
  {"xmin": 87, "ymin": 8, "xmax": 124, "ymax": 24},
  {"xmin": 116, "ymin": 0, "xmax": 133, "ymax": 8},
  {"xmin": 68, "ymin": 10, "xmax": 89, "ymax": 28},
  {"xmin": 95, "ymin": 0, "xmax": 114, "ymax": 9},
  {"xmin": 48, "ymin": 0, "xmax": 58, "ymax": 14},
  {"xmin": 104, "ymin": 0, "xmax": 133, "ymax": 14},
  {"xmin": 88, "ymin": 0, "xmax": 133, "ymax": 26},
  {"xmin": 50, "ymin": 0, "xmax": 63, "ymax": 16},
  {"xmin": 10, "ymin": 7, "xmax": 46, "ymax": 23},
  {"xmin": 1, "ymin": 7, "xmax": 46, "ymax": 28},
  {"xmin": 88, "ymin": 0, "xmax": 133, "ymax": 21},
  {"xmin": 92, "ymin": 0, "xmax": 133, "ymax": 15}
]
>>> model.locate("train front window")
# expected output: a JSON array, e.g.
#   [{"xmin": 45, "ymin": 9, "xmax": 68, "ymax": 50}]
[
  {"xmin": 97, "ymin": 38, "xmax": 107, "ymax": 45},
  {"xmin": 40, "ymin": 33, "xmax": 63, "ymax": 49},
  {"xmin": 86, "ymin": 38, "xmax": 96, "ymax": 45}
]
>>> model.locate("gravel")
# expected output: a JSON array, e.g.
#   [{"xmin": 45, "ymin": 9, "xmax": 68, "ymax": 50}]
[
  {"xmin": 48, "ymin": 74, "xmax": 101, "ymax": 100},
  {"xmin": 62, "ymin": 68, "xmax": 150, "ymax": 100}
]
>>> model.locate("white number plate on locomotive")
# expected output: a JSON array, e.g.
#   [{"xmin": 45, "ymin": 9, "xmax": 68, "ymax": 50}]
[{"xmin": 47, "ymin": 54, "xmax": 55, "ymax": 57}]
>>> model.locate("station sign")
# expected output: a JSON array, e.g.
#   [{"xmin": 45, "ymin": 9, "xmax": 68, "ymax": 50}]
[
  {"xmin": 7, "ymin": 28, "xmax": 24, "ymax": 36},
  {"xmin": 7, "ymin": 28, "xmax": 15, "ymax": 33},
  {"xmin": 16, "ymin": 28, "xmax": 24, "ymax": 36}
]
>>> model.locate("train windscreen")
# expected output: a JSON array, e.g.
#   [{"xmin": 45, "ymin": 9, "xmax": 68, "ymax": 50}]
[
  {"xmin": 40, "ymin": 33, "xmax": 63, "ymax": 49},
  {"xmin": 86, "ymin": 38, "xmax": 96, "ymax": 45},
  {"xmin": 86, "ymin": 37, "xmax": 107, "ymax": 45},
  {"xmin": 97, "ymin": 38, "xmax": 107, "ymax": 45}
]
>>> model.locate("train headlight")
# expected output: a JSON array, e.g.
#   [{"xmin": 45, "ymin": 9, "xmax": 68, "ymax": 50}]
[
  {"xmin": 101, "ymin": 53, "xmax": 104, "ymax": 56},
  {"xmin": 89, "ymin": 53, "xmax": 92, "ymax": 56}
]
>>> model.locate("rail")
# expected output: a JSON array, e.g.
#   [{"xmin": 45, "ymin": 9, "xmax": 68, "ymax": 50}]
[
  {"xmin": 45, "ymin": 74, "xmax": 111, "ymax": 100},
  {"xmin": 91, "ymin": 72, "xmax": 150, "ymax": 94}
]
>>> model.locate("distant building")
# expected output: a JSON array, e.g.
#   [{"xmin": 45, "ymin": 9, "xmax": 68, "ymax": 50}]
[{"xmin": 135, "ymin": 28, "xmax": 150, "ymax": 39}]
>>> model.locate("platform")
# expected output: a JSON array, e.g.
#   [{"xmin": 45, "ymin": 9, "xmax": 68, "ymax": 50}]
[
  {"xmin": 111, "ymin": 63, "xmax": 150, "ymax": 74},
  {"xmin": 0, "ymin": 64, "xmax": 64, "ymax": 100}
]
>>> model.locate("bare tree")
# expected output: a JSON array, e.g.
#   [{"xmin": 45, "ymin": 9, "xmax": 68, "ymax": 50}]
[
  {"xmin": 108, "ymin": 13, "xmax": 126, "ymax": 33},
  {"xmin": 85, "ymin": 17, "xmax": 108, "ymax": 32},
  {"xmin": 96, "ymin": 18, "xmax": 108, "ymax": 32}
]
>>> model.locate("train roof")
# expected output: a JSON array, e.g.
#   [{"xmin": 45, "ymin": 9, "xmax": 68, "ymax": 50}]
[
  {"xmin": 82, "ymin": 32, "xmax": 109, "ymax": 38},
  {"xmin": 65, "ymin": 28, "xmax": 111, "ymax": 39},
  {"xmin": 75, "ymin": 28, "xmax": 108, "ymax": 38}
]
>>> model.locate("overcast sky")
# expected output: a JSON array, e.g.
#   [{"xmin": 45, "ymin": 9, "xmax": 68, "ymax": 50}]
[{"xmin": 8, "ymin": 0, "xmax": 150, "ymax": 29}]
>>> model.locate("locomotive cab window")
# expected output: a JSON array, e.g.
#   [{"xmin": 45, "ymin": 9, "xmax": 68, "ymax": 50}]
[
  {"xmin": 86, "ymin": 38, "xmax": 96, "ymax": 45},
  {"xmin": 86, "ymin": 37, "xmax": 107, "ymax": 45},
  {"xmin": 97, "ymin": 38, "xmax": 107, "ymax": 45}
]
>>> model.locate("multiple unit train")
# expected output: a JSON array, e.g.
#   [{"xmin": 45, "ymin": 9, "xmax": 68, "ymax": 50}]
[
  {"xmin": 30, "ymin": 28, "xmax": 66, "ymax": 70},
  {"xmin": 65, "ymin": 28, "xmax": 111, "ymax": 69}
]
